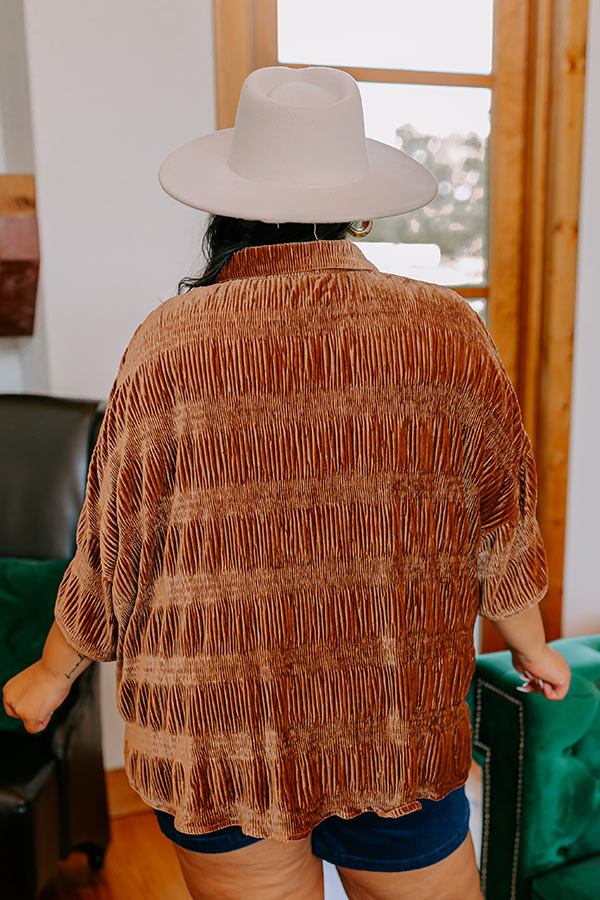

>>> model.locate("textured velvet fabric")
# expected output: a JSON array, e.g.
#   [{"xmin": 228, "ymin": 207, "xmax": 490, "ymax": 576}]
[
  {"xmin": 531, "ymin": 856, "xmax": 600, "ymax": 900},
  {"xmin": 0, "ymin": 557, "xmax": 71, "ymax": 733},
  {"xmin": 53, "ymin": 238, "xmax": 548, "ymax": 841}
]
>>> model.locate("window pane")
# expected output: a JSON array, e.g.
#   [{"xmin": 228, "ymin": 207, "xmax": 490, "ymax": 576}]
[
  {"xmin": 467, "ymin": 298, "xmax": 488, "ymax": 325},
  {"xmin": 354, "ymin": 82, "xmax": 490, "ymax": 287},
  {"xmin": 277, "ymin": 0, "xmax": 494, "ymax": 75}
]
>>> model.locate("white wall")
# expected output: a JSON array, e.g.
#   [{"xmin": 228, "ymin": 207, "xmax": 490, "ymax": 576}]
[
  {"xmin": 562, "ymin": 0, "xmax": 600, "ymax": 637},
  {"xmin": 20, "ymin": 0, "xmax": 216, "ymax": 769},
  {"xmin": 22, "ymin": 0, "xmax": 213, "ymax": 401},
  {"xmin": 0, "ymin": 0, "xmax": 42, "ymax": 390}
]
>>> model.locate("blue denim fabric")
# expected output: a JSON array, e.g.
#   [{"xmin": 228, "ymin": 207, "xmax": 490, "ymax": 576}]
[{"xmin": 152, "ymin": 784, "xmax": 470, "ymax": 872}]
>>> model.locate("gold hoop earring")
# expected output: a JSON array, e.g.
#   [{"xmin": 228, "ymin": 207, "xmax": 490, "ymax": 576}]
[{"xmin": 347, "ymin": 220, "xmax": 373, "ymax": 237}]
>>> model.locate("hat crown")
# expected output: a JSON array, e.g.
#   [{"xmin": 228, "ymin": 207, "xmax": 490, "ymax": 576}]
[
  {"xmin": 227, "ymin": 66, "xmax": 370, "ymax": 188},
  {"xmin": 158, "ymin": 64, "xmax": 438, "ymax": 222}
]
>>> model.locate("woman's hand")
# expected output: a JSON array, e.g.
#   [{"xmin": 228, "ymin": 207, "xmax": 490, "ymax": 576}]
[
  {"xmin": 511, "ymin": 645, "xmax": 571, "ymax": 701},
  {"xmin": 2, "ymin": 659, "xmax": 73, "ymax": 734}
]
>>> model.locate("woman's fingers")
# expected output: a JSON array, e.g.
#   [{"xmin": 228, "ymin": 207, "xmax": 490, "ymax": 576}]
[
  {"xmin": 516, "ymin": 673, "xmax": 564, "ymax": 698},
  {"xmin": 516, "ymin": 673, "xmax": 546, "ymax": 693}
]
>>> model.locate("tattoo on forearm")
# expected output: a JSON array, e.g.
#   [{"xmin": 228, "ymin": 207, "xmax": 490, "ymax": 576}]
[{"xmin": 65, "ymin": 654, "xmax": 88, "ymax": 680}]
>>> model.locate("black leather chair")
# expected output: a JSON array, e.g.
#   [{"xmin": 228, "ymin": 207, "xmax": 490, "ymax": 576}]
[{"xmin": 0, "ymin": 394, "xmax": 112, "ymax": 900}]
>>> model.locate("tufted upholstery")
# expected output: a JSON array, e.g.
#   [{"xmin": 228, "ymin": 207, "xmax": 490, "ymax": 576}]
[{"xmin": 467, "ymin": 634, "xmax": 600, "ymax": 900}]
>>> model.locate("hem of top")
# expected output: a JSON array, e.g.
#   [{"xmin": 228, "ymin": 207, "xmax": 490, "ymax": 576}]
[{"xmin": 135, "ymin": 774, "xmax": 470, "ymax": 843}]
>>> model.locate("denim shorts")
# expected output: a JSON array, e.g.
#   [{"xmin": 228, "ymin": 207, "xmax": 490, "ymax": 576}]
[{"xmin": 152, "ymin": 784, "xmax": 471, "ymax": 872}]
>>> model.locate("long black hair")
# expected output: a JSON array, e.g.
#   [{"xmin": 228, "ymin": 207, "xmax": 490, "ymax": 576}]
[{"xmin": 177, "ymin": 215, "xmax": 354, "ymax": 293}]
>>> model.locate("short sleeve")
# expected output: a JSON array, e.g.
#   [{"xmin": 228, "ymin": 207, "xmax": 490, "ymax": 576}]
[
  {"xmin": 53, "ymin": 360, "xmax": 128, "ymax": 662},
  {"xmin": 473, "ymin": 321, "xmax": 549, "ymax": 620}
]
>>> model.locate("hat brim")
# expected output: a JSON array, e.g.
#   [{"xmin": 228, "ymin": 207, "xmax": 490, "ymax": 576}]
[{"xmin": 158, "ymin": 128, "xmax": 438, "ymax": 223}]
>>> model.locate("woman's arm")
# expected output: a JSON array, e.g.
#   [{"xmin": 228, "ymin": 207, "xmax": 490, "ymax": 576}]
[
  {"xmin": 486, "ymin": 604, "xmax": 571, "ymax": 700},
  {"xmin": 488, "ymin": 603, "xmax": 546, "ymax": 660},
  {"xmin": 41, "ymin": 620, "xmax": 94, "ymax": 682},
  {"xmin": 2, "ymin": 622, "xmax": 93, "ymax": 734}
]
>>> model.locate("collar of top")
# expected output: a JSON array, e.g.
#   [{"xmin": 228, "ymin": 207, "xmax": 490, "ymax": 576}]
[{"xmin": 214, "ymin": 238, "xmax": 378, "ymax": 283}]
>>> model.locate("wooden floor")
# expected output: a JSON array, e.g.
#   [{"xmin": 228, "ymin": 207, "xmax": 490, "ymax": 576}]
[
  {"xmin": 38, "ymin": 762, "xmax": 483, "ymax": 899},
  {"xmin": 38, "ymin": 766, "xmax": 190, "ymax": 899}
]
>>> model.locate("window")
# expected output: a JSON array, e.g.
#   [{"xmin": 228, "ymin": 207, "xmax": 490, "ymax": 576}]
[{"xmin": 276, "ymin": 1, "xmax": 493, "ymax": 324}]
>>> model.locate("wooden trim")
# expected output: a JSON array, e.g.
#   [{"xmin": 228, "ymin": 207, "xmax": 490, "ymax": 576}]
[
  {"xmin": 521, "ymin": 0, "xmax": 553, "ymax": 451},
  {"xmin": 251, "ymin": 0, "xmax": 278, "ymax": 69},
  {"xmin": 0, "ymin": 174, "xmax": 36, "ymax": 216},
  {"xmin": 486, "ymin": 0, "xmax": 530, "ymax": 387},
  {"xmin": 479, "ymin": 0, "xmax": 532, "ymax": 652},
  {"xmin": 213, "ymin": 0, "xmax": 253, "ymax": 129},
  {"xmin": 535, "ymin": 0, "xmax": 588, "ymax": 639},
  {"xmin": 0, "ymin": 174, "xmax": 39, "ymax": 337},
  {"xmin": 330, "ymin": 68, "xmax": 492, "ymax": 89},
  {"xmin": 481, "ymin": 0, "xmax": 588, "ymax": 650},
  {"xmin": 264, "ymin": 61, "xmax": 493, "ymax": 89},
  {"xmin": 455, "ymin": 287, "xmax": 489, "ymax": 299}
]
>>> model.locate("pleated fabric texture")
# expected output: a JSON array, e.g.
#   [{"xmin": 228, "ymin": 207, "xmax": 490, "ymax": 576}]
[{"xmin": 54, "ymin": 238, "xmax": 549, "ymax": 841}]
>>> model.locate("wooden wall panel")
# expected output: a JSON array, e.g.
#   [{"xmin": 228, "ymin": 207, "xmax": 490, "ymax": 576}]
[
  {"xmin": 213, "ymin": 0, "xmax": 253, "ymax": 129},
  {"xmin": 535, "ymin": 0, "xmax": 589, "ymax": 638},
  {"xmin": 0, "ymin": 174, "xmax": 39, "ymax": 337}
]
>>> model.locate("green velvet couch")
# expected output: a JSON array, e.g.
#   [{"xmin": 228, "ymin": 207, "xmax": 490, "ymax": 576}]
[{"xmin": 467, "ymin": 634, "xmax": 600, "ymax": 900}]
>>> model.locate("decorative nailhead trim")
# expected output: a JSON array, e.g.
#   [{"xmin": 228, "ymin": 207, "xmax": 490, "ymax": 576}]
[
  {"xmin": 473, "ymin": 677, "xmax": 525, "ymax": 900},
  {"xmin": 472, "ymin": 732, "xmax": 491, "ymax": 888}
]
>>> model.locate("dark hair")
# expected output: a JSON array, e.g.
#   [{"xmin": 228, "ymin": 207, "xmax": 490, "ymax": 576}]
[{"xmin": 177, "ymin": 215, "xmax": 354, "ymax": 292}]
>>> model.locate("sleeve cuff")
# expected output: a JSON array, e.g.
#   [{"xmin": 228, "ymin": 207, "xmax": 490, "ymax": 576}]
[
  {"xmin": 53, "ymin": 611, "xmax": 116, "ymax": 662},
  {"xmin": 479, "ymin": 583, "xmax": 548, "ymax": 621},
  {"xmin": 53, "ymin": 555, "xmax": 118, "ymax": 662}
]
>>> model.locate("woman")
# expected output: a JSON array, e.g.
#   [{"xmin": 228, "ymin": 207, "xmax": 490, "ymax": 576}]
[{"xmin": 3, "ymin": 65, "xmax": 570, "ymax": 900}]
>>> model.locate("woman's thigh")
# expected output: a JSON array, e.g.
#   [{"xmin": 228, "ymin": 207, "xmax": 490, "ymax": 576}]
[
  {"xmin": 154, "ymin": 783, "xmax": 479, "ymax": 900},
  {"xmin": 335, "ymin": 829, "xmax": 483, "ymax": 900},
  {"xmin": 311, "ymin": 784, "xmax": 481, "ymax": 900},
  {"xmin": 172, "ymin": 833, "xmax": 324, "ymax": 900}
]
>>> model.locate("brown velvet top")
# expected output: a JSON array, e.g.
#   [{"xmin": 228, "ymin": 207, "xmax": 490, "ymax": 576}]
[{"xmin": 54, "ymin": 238, "xmax": 548, "ymax": 841}]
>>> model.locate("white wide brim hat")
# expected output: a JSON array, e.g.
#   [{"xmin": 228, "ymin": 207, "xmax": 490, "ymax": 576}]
[{"xmin": 158, "ymin": 65, "xmax": 438, "ymax": 224}]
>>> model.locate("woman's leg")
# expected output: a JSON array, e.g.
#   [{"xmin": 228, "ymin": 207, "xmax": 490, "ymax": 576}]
[
  {"xmin": 172, "ymin": 834, "xmax": 324, "ymax": 900},
  {"xmin": 335, "ymin": 830, "xmax": 483, "ymax": 900}
]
